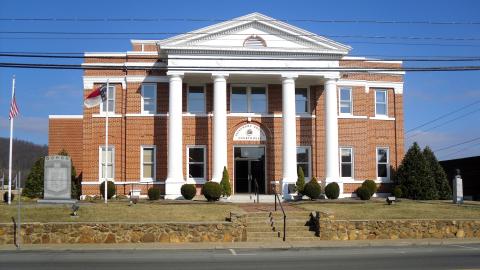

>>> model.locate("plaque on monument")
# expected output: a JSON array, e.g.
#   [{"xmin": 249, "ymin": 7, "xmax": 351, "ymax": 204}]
[
  {"xmin": 38, "ymin": 155, "xmax": 76, "ymax": 204},
  {"xmin": 453, "ymin": 169, "xmax": 463, "ymax": 204}
]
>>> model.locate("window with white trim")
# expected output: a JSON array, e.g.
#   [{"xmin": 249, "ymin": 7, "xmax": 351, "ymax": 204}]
[
  {"xmin": 375, "ymin": 89, "xmax": 388, "ymax": 116},
  {"xmin": 100, "ymin": 146, "xmax": 114, "ymax": 180},
  {"xmin": 231, "ymin": 86, "xmax": 267, "ymax": 113},
  {"xmin": 376, "ymin": 147, "xmax": 390, "ymax": 180},
  {"xmin": 100, "ymin": 85, "xmax": 115, "ymax": 113},
  {"xmin": 295, "ymin": 88, "xmax": 309, "ymax": 114},
  {"xmin": 141, "ymin": 84, "xmax": 157, "ymax": 114},
  {"xmin": 141, "ymin": 146, "xmax": 156, "ymax": 181},
  {"xmin": 340, "ymin": 147, "xmax": 353, "ymax": 178},
  {"xmin": 188, "ymin": 85, "xmax": 206, "ymax": 113},
  {"xmin": 339, "ymin": 87, "xmax": 352, "ymax": 115},
  {"xmin": 187, "ymin": 146, "xmax": 206, "ymax": 181},
  {"xmin": 296, "ymin": 146, "xmax": 311, "ymax": 179}
]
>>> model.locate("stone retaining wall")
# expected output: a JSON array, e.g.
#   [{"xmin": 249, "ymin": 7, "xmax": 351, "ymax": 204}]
[
  {"xmin": 310, "ymin": 212, "xmax": 480, "ymax": 240},
  {"xmin": 0, "ymin": 213, "xmax": 247, "ymax": 245}
]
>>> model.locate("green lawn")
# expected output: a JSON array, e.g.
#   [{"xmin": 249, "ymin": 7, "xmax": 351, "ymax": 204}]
[
  {"xmin": 0, "ymin": 201, "xmax": 243, "ymax": 223},
  {"xmin": 297, "ymin": 200, "xmax": 480, "ymax": 220}
]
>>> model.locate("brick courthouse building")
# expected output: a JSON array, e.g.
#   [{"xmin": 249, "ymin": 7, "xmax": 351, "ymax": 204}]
[{"xmin": 48, "ymin": 13, "xmax": 405, "ymax": 199}]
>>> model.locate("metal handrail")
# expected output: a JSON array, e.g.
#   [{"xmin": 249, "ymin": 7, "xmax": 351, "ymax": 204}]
[
  {"xmin": 253, "ymin": 178, "xmax": 260, "ymax": 204},
  {"xmin": 274, "ymin": 193, "xmax": 286, "ymax": 241}
]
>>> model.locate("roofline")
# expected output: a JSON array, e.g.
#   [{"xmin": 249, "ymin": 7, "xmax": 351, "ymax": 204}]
[{"xmin": 49, "ymin": 115, "xmax": 83, "ymax": 119}]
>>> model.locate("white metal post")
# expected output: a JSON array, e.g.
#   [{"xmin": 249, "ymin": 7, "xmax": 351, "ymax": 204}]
[{"xmin": 8, "ymin": 76, "xmax": 16, "ymax": 205}]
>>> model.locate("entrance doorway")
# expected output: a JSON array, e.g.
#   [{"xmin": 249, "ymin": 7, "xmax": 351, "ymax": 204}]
[{"xmin": 234, "ymin": 146, "xmax": 266, "ymax": 194}]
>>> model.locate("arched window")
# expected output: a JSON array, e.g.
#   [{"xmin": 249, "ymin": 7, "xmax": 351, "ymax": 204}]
[{"xmin": 243, "ymin": 35, "xmax": 266, "ymax": 48}]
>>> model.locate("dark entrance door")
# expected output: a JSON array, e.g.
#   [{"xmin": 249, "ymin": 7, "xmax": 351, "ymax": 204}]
[{"xmin": 234, "ymin": 147, "xmax": 265, "ymax": 194}]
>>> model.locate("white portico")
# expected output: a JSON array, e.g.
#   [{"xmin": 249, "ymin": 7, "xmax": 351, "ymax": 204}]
[{"xmin": 158, "ymin": 12, "xmax": 351, "ymax": 199}]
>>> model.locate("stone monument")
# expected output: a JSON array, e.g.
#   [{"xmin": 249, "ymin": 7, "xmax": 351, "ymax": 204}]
[
  {"xmin": 38, "ymin": 155, "xmax": 76, "ymax": 204},
  {"xmin": 453, "ymin": 169, "xmax": 463, "ymax": 204}
]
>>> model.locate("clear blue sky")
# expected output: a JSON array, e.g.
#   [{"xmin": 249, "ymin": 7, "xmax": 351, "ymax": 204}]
[{"xmin": 0, "ymin": 0, "xmax": 479, "ymax": 160}]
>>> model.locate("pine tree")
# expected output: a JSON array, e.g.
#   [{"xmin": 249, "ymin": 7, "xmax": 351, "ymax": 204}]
[
  {"xmin": 22, "ymin": 157, "xmax": 44, "ymax": 198},
  {"xmin": 220, "ymin": 166, "xmax": 231, "ymax": 197},
  {"xmin": 396, "ymin": 142, "xmax": 438, "ymax": 200},
  {"xmin": 296, "ymin": 166, "xmax": 305, "ymax": 195},
  {"xmin": 423, "ymin": 146, "xmax": 452, "ymax": 200}
]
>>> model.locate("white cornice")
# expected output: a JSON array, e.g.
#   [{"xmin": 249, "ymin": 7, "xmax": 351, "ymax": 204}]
[
  {"xmin": 49, "ymin": 115, "xmax": 83, "ymax": 119},
  {"xmin": 84, "ymin": 52, "xmax": 126, "ymax": 57},
  {"xmin": 337, "ymin": 79, "xmax": 404, "ymax": 94},
  {"xmin": 83, "ymin": 76, "xmax": 126, "ymax": 89}
]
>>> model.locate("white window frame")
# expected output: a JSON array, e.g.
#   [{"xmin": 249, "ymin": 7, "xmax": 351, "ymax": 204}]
[
  {"xmin": 99, "ymin": 145, "xmax": 115, "ymax": 181},
  {"xmin": 295, "ymin": 87, "xmax": 310, "ymax": 115},
  {"xmin": 339, "ymin": 147, "xmax": 354, "ymax": 179},
  {"xmin": 296, "ymin": 146, "xmax": 312, "ymax": 181},
  {"xmin": 374, "ymin": 89, "xmax": 388, "ymax": 117},
  {"xmin": 140, "ymin": 145, "xmax": 156, "ymax": 182},
  {"xmin": 141, "ymin": 83, "xmax": 157, "ymax": 114},
  {"xmin": 100, "ymin": 85, "xmax": 116, "ymax": 114},
  {"xmin": 186, "ymin": 145, "xmax": 207, "ymax": 184},
  {"xmin": 376, "ymin": 147, "xmax": 390, "ymax": 181},
  {"xmin": 187, "ymin": 84, "xmax": 207, "ymax": 113},
  {"xmin": 230, "ymin": 85, "xmax": 268, "ymax": 114},
  {"xmin": 339, "ymin": 87, "xmax": 353, "ymax": 115}
]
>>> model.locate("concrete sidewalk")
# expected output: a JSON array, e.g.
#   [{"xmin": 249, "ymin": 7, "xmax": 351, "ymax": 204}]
[{"xmin": 1, "ymin": 238, "xmax": 480, "ymax": 251}]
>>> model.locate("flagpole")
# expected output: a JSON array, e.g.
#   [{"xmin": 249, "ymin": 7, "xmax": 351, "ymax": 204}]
[
  {"xmin": 8, "ymin": 75, "xmax": 15, "ymax": 205},
  {"xmin": 105, "ymin": 79, "xmax": 109, "ymax": 204}
]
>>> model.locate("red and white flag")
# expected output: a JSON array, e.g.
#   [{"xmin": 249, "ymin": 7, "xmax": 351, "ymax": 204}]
[
  {"xmin": 84, "ymin": 84, "xmax": 107, "ymax": 108},
  {"xmin": 9, "ymin": 91, "xmax": 19, "ymax": 120}
]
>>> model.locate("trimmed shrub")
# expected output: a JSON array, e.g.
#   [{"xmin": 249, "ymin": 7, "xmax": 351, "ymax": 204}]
[
  {"xmin": 3, "ymin": 192, "xmax": 14, "ymax": 203},
  {"xmin": 362, "ymin": 179, "xmax": 377, "ymax": 196},
  {"xmin": 220, "ymin": 167, "xmax": 232, "ymax": 197},
  {"xmin": 423, "ymin": 146, "xmax": 452, "ymax": 200},
  {"xmin": 393, "ymin": 185, "xmax": 403, "ymax": 198},
  {"xmin": 147, "ymin": 187, "xmax": 160, "ymax": 200},
  {"xmin": 202, "ymin": 181, "xmax": 222, "ymax": 202},
  {"xmin": 303, "ymin": 177, "xmax": 321, "ymax": 200},
  {"xmin": 356, "ymin": 186, "xmax": 371, "ymax": 200},
  {"xmin": 295, "ymin": 166, "xmax": 306, "ymax": 195},
  {"xmin": 99, "ymin": 181, "xmax": 116, "ymax": 199},
  {"xmin": 325, "ymin": 182, "xmax": 340, "ymax": 199},
  {"xmin": 181, "ymin": 184, "xmax": 196, "ymax": 200}
]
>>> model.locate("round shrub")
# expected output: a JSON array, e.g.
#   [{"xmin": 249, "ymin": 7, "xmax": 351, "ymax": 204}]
[
  {"xmin": 362, "ymin": 179, "xmax": 377, "ymax": 196},
  {"xmin": 393, "ymin": 185, "xmax": 403, "ymax": 198},
  {"xmin": 3, "ymin": 192, "xmax": 14, "ymax": 203},
  {"xmin": 356, "ymin": 186, "xmax": 371, "ymax": 200},
  {"xmin": 181, "ymin": 184, "xmax": 196, "ymax": 200},
  {"xmin": 147, "ymin": 187, "xmax": 160, "ymax": 200},
  {"xmin": 325, "ymin": 182, "xmax": 340, "ymax": 199},
  {"xmin": 99, "ymin": 181, "xmax": 116, "ymax": 199},
  {"xmin": 202, "ymin": 181, "xmax": 222, "ymax": 202},
  {"xmin": 303, "ymin": 177, "xmax": 321, "ymax": 200}
]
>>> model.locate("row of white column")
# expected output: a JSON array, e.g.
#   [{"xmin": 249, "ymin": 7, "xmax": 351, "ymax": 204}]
[{"xmin": 164, "ymin": 73, "xmax": 340, "ymax": 200}]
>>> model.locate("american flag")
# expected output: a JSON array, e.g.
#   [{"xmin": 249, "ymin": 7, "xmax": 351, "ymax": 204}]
[{"xmin": 9, "ymin": 91, "xmax": 19, "ymax": 120}]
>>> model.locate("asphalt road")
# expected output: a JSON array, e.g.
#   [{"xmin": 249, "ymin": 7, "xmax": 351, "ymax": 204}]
[{"xmin": 1, "ymin": 244, "xmax": 479, "ymax": 270}]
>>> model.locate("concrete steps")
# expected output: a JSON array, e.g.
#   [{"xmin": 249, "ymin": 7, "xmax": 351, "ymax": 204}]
[{"xmin": 245, "ymin": 211, "xmax": 317, "ymax": 242}]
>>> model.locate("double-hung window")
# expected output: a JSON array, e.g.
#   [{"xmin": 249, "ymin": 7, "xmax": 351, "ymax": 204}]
[
  {"xmin": 340, "ymin": 147, "xmax": 353, "ymax": 178},
  {"xmin": 100, "ymin": 146, "xmax": 114, "ymax": 180},
  {"xmin": 231, "ymin": 86, "xmax": 267, "ymax": 113},
  {"xmin": 141, "ymin": 84, "xmax": 157, "ymax": 114},
  {"xmin": 376, "ymin": 147, "xmax": 390, "ymax": 180},
  {"xmin": 296, "ymin": 146, "xmax": 311, "ymax": 179},
  {"xmin": 141, "ymin": 146, "xmax": 156, "ymax": 181},
  {"xmin": 339, "ymin": 87, "xmax": 352, "ymax": 115},
  {"xmin": 375, "ymin": 89, "xmax": 388, "ymax": 117},
  {"xmin": 187, "ymin": 146, "xmax": 206, "ymax": 182},
  {"xmin": 295, "ymin": 88, "xmax": 309, "ymax": 114},
  {"xmin": 188, "ymin": 85, "xmax": 206, "ymax": 113},
  {"xmin": 100, "ymin": 85, "xmax": 116, "ymax": 113}
]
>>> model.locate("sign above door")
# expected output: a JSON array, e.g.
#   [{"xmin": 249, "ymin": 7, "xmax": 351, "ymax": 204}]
[{"xmin": 233, "ymin": 123, "xmax": 266, "ymax": 141}]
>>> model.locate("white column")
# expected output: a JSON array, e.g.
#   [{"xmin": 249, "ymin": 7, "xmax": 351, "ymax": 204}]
[
  {"xmin": 324, "ymin": 77, "xmax": 342, "ymax": 194},
  {"xmin": 212, "ymin": 73, "xmax": 228, "ymax": 183},
  {"xmin": 281, "ymin": 75, "xmax": 298, "ymax": 200},
  {"xmin": 165, "ymin": 73, "xmax": 184, "ymax": 199}
]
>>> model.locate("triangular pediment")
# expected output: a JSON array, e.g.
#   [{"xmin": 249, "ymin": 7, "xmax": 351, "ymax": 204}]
[{"xmin": 158, "ymin": 12, "xmax": 351, "ymax": 55}]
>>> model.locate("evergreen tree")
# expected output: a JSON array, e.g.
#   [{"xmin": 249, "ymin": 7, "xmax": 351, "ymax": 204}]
[
  {"xmin": 396, "ymin": 142, "xmax": 438, "ymax": 200},
  {"xmin": 423, "ymin": 146, "xmax": 452, "ymax": 200},
  {"xmin": 220, "ymin": 166, "xmax": 232, "ymax": 197},
  {"xmin": 22, "ymin": 157, "xmax": 44, "ymax": 198},
  {"xmin": 295, "ymin": 166, "xmax": 305, "ymax": 195}
]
